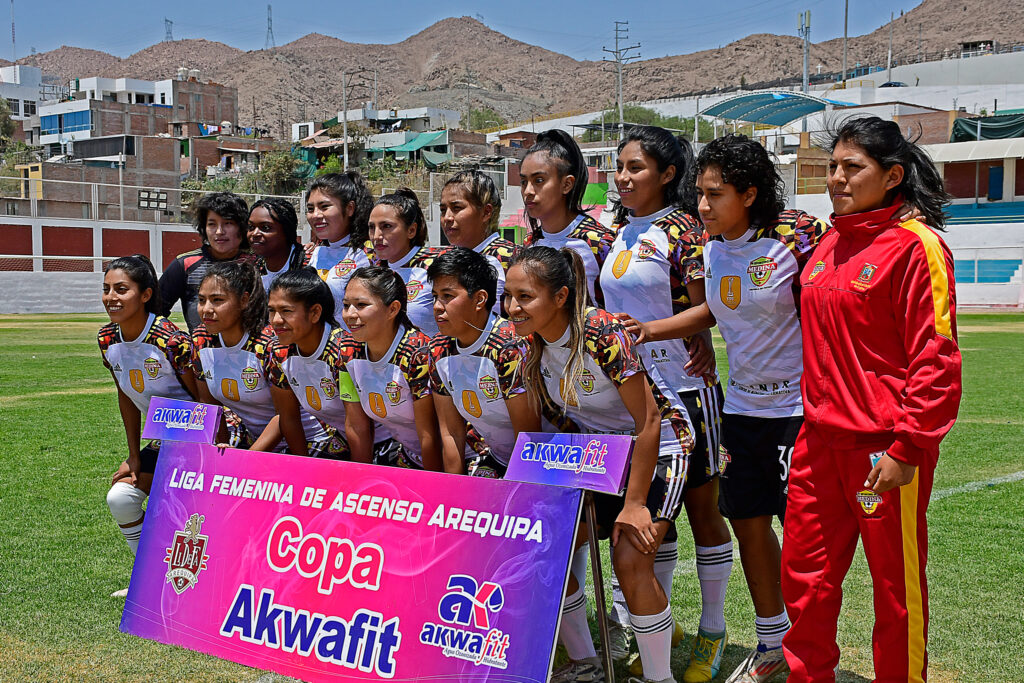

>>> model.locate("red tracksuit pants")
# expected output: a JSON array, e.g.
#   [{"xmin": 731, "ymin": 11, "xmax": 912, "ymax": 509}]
[{"xmin": 781, "ymin": 426, "xmax": 933, "ymax": 682}]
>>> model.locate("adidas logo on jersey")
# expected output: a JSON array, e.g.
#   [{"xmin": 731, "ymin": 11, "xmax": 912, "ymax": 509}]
[{"xmin": 112, "ymin": 363, "xmax": 122, "ymax": 372}]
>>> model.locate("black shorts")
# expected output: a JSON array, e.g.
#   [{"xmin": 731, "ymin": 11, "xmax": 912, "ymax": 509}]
[
  {"xmin": 678, "ymin": 384, "xmax": 724, "ymax": 490},
  {"xmin": 138, "ymin": 443, "xmax": 159, "ymax": 474},
  {"xmin": 467, "ymin": 450, "xmax": 508, "ymax": 479},
  {"xmin": 373, "ymin": 438, "xmax": 423, "ymax": 469},
  {"xmin": 718, "ymin": 413, "xmax": 802, "ymax": 520}
]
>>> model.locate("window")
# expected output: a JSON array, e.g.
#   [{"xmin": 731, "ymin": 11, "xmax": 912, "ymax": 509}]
[
  {"xmin": 41, "ymin": 114, "xmax": 59, "ymax": 136},
  {"xmin": 159, "ymin": 93, "xmax": 166, "ymax": 104},
  {"xmin": 298, "ymin": 124, "xmax": 310, "ymax": 139},
  {"xmin": 6, "ymin": 98, "xmax": 19, "ymax": 116},
  {"xmin": 40, "ymin": 110, "xmax": 91, "ymax": 136},
  {"xmin": 22, "ymin": 100, "xmax": 36, "ymax": 116}
]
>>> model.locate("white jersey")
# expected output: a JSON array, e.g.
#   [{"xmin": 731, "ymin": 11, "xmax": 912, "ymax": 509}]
[
  {"xmin": 261, "ymin": 245, "xmax": 300, "ymax": 292},
  {"xmin": 387, "ymin": 245, "xmax": 444, "ymax": 338},
  {"xmin": 343, "ymin": 325, "xmax": 433, "ymax": 465},
  {"xmin": 601, "ymin": 206, "xmax": 717, "ymax": 394},
  {"xmin": 473, "ymin": 232, "xmax": 516, "ymax": 315},
  {"xmin": 703, "ymin": 210, "xmax": 828, "ymax": 417},
  {"xmin": 310, "ymin": 239, "xmax": 373, "ymax": 331},
  {"xmin": 268, "ymin": 325, "xmax": 355, "ymax": 432},
  {"xmin": 429, "ymin": 315, "xmax": 529, "ymax": 465},
  {"xmin": 98, "ymin": 313, "xmax": 193, "ymax": 414},
  {"xmin": 192, "ymin": 325, "xmax": 324, "ymax": 443},
  {"xmin": 526, "ymin": 213, "xmax": 614, "ymax": 305}
]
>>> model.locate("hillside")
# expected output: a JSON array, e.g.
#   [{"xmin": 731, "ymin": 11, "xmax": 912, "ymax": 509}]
[{"xmin": 14, "ymin": 0, "xmax": 1024, "ymax": 128}]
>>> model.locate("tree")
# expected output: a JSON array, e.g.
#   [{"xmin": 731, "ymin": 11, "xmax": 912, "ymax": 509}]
[
  {"xmin": 0, "ymin": 99, "xmax": 16, "ymax": 144},
  {"xmin": 467, "ymin": 107, "xmax": 506, "ymax": 131},
  {"xmin": 316, "ymin": 154, "xmax": 344, "ymax": 176},
  {"xmin": 258, "ymin": 150, "xmax": 299, "ymax": 194},
  {"xmin": 580, "ymin": 105, "xmax": 715, "ymax": 142}
]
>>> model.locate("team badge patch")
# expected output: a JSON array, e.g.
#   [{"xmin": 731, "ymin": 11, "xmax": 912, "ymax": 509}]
[
  {"xmin": 717, "ymin": 445, "xmax": 732, "ymax": 474},
  {"xmin": 386, "ymin": 380, "xmax": 402, "ymax": 404},
  {"xmin": 333, "ymin": 259, "xmax": 356, "ymax": 277},
  {"xmin": 851, "ymin": 263, "xmax": 878, "ymax": 291},
  {"xmin": 406, "ymin": 279, "xmax": 425, "ymax": 299},
  {"xmin": 319, "ymin": 377, "xmax": 337, "ymax": 399},
  {"xmin": 579, "ymin": 370, "xmax": 596, "ymax": 393},
  {"xmin": 479, "ymin": 374, "xmax": 500, "ymax": 400},
  {"xmin": 241, "ymin": 366, "xmax": 260, "ymax": 391},
  {"xmin": 611, "ymin": 250, "xmax": 632, "ymax": 279},
  {"xmin": 164, "ymin": 513, "xmax": 210, "ymax": 594},
  {"xmin": 721, "ymin": 276, "xmax": 741, "ymax": 310},
  {"xmin": 746, "ymin": 256, "xmax": 778, "ymax": 287},
  {"xmin": 856, "ymin": 489, "xmax": 882, "ymax": 515},
  {"xmin": 144, "ymin": 357, "xmax": 161, "ymax": 378},
  {"xmin": 807, "ymin": 260, "xmax": 826, "ymax": 281},
  {"xmin": 638, "ymin": 239, "xmax": 656, "ymax": 259}
]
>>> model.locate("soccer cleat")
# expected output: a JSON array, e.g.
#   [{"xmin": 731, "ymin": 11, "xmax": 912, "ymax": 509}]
[
  {"xmin": 551, "ymin": 658, "xmax": 606, "ymax": 683},
  {"xmin": 608, "ymin": 619, "xmax": 634, "ymax": 661},
  {"xmin": 683, "ymin": 628, "xmax": 728, "ymax": 683},
  {"xmin": 672, "ymin": 620, "xmax": 685, "ymax": 647},
  {"xmin": 628, "ymin": 620, "xmax": 688, "ymax": 676},
  {"xmin": 723, "ymin": 643, "xmax": 789, "ymax": 683}
]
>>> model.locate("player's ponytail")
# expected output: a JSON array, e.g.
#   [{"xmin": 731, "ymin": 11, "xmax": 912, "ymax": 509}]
[
  {"xmin": 105, "ymin": 254, "xmax": 162, "ymax": 315},
  {"xmin": 375, "ymin": 187, "xmax": 428, "ymax": 247},
  {"xmin": 510, "ymin": 245, "xmax": 590, "ymax": 409},
  {"xmin": 612, "ymin": 125, "xmax": 698, "ymax": 225},
  {"xmin": 523, "ymin": 129, "xmax": 588, "ymax": 243},
  {"xmin": 346, "ymin": 265, "xmax": 414, "ymax": 332},
  {"xmin": 202, "ymin": 260, "xmax": 268, "ymax": 337},
  {"xmin": 269, "ymin": 266, "xmax": 337, "ymax": 327}
]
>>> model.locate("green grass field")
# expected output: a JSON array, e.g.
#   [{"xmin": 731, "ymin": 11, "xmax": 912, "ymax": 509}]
[{"xmin": 1, "ymin": 313, "xmax": 1021, "ymax": 682}]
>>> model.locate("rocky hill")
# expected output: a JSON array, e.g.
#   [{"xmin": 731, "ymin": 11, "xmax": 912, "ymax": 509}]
[{"xmin": 15, "ymin": 0, "xmax": 1024, "ymax": 129}]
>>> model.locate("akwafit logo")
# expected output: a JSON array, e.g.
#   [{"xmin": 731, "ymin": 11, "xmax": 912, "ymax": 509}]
[
  {"xmin": 144, "ymin": 357, "xmax": 162, "ymax": 379},
  {"xmin": 164, "ymin": 513, "xmax": 210, "ymax": 594},
  {"xmin": 386, "ymin": 380, "xmax": 402, "ymax": 404},
  {"xmin": 333, "ymin": 259, "xmax": 356, "ymax": 277},
  {"xmin": 479, "ymin": 374, "xmax": 499, "ymax": 400},
  {"xmin": 746, "ymin": 256, "xmax": 777, "ymax": 287},
  {"xmin": 856, "ymin": 490, "xmax": 883, "ymax": 515},
  {"xmin": 419, "ymin": 574, "xmax": 510, "ymax": 669},
  {"xmin": 241, "ymin": 366, "xmax": 260, "ymax": 391}
]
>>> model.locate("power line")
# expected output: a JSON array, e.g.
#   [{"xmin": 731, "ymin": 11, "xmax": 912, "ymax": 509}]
[
  {"xmin": 265, "ymin": 4, "xmax": 275, "ymax": 50},
  {"xmin": 602, "ymin": 20, "xmax": 640, "ymax": 141},
  {"xmin": 164, "ymin": 18, "xmax": 173, "ymax": 42}
]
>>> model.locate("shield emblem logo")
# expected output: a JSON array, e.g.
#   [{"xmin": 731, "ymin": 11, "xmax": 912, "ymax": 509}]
[
  {"xmin": 406, "ymin": 279, "xmax": 424, "ymax": 299},
  {"xmin": 856, "ymin": 490, "xmax": 882, "ymax": 515},
  {"xmin": 386, "ymin": 380, "xmax": 402, "ymax": 404},
  {"xmin": 611, "ymin": 250, "xmax": 632, "ymax": 279},
  {"xmin": 241, "ymin": 366, "xmax": 260, "ymax": 390},
  {"xmin": 144, "ymin": 357, "xmax": 161, "ymax": 379},
  {"xmin": 579, "ymin": 370, "xmax": 596, "ymax": 393},
  {"xmin": 164, "ymin": 513, "xmax": 210, "ymax": 594},
  {"xmin": 320, "ymin": 377, "xmax": 337, "ymax": 399},
  {"xmin": 721, "ymin": 276, "xmax": 741, "ymax": 310},
  {"xmin": 334, "ymin": 259, "xmax": 356, "ymax": 277},
  {"xmin": 129, "ymin": 368, "xmax": 145, "ymax": 393},
  {"xmin": 479, "ymin": 374, "xmax": 499, "ymax": 400},
  {"xmin": 746, "ymin": 256, "xmax": 777, "ymax": 287},
  {"xmin": 638, "ymin": 239, "xmax": 656, "ymax": 259},
  {"xmin": 807, "ymin": 260, "xmax": 826, "ymax": 281}
]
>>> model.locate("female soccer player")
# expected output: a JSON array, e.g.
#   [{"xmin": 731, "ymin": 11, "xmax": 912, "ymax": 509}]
[
  {"xmin": 192, "ymin": 260, "xmax": 326, "ymax": 454},
  {"xmin": 249, "ymin": 198, "xmax": 307, "ymax": 291},
  {"xmin": 506, "ymin": 246, "xmax": 693, "ymax": 683},
  {"xmin": 340, "ymin": 266, "xmax": 442, "ymax": 471},
  {"xmin": 306, "ymin": 172, "xmax": 375, "ymax": 329},
  {"xmin": 601, "ymin": 126, "xmax": 735, "ymax": 682},
  {"xmin": 159, "ymin": 192, "xmax": 256, "ymax": 332},
  {"xmin": 266, "ymin": 267, "xmax": 373, "ymax": 462},
  {"xmin": 369, "ymin": 188, "xmax": 444, "ymax": 337},
  {"xmin": 782, "ymin": 117, "xmax": 962, "ymax": 682},
  {"xmin": 520, "ymin": 129, "xmax": 615, "ymax": 305},
  {"xmin": 426, "ymin": 247, "xmax": 537, "ymax": 476},
  {"xmin": 100, "ymin": 255, "xmax": 198, "ymax": 576},
  {"xmin": 439, "ymin": 170, "xmax": 519, "ymax": 312}
]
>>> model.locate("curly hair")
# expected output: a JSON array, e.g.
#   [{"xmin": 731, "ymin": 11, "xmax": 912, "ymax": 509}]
[
  {"xmin": 194, "ymin": 192, "xmax": 251, "ymax": 249},
  {"xmin": 696, "ymin": 133, "xmax": 786, "ymax": 228}
]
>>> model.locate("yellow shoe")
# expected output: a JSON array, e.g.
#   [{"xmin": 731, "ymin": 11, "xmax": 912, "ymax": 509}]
[
  {"xmin": 628, "ymin": 620, "xmax": 687, "ymax": 677},
  {"xmin": 683, "ymin": 629, "xmax": 727, "ymax": 683}
]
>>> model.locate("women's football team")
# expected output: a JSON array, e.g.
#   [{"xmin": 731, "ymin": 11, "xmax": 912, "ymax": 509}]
[{"xmin": 98, "ymin": 117, "xmax": 961, "ymax": 683}]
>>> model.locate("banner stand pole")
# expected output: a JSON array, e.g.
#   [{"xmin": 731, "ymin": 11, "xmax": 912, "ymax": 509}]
[{"xmin": 584, "ymin": 491, "xmax": 616, "ymax": 683}]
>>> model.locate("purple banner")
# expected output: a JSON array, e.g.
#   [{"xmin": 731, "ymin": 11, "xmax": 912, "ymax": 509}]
[
  {"xmin": 142, "ymin": 397, "xmax": 222, "ymax": 444},
  {"xmin": 505, "ymin": 432, "xmax": 633, "ymax": 495},
  {"xmin": 121, "ymin": 442, "xmax": 581, "ymax": 681}
]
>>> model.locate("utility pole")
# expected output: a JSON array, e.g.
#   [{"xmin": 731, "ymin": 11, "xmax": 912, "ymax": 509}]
[
  {"xmin": 798, "ymin": 11, "xmax": 811, "ymax": 132},
  {"xmin": 252, "ymin": 96, "xmax": 257, "ymax": 132},
  {"xmin": 164, "ymin": 18, "xmax": 173, "ymax": 42},
  {"xmin": 265, "ymin": 4, "xmax": 275, "ymax": 50},
  {"xmin": 842, "ymin": 0, "xmax": 848, "ymax": 83},
  {"xmin": 887, "ymin": 12, "xmax": 894, "ymax": 82},
  {"xmin": 340, "ymin": 68, "xmax": 369, "ymax": 170},
  {"xmin": 10, "ymin": 0, "xmax": 15, "ymax": 63},
  {"xmin": 602, "ymin": 21, "xmax": 640, "ymax": 140}
]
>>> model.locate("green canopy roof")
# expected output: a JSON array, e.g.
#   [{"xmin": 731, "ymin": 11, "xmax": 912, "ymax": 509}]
[{"xmin": 369, "ymin": 130, "xmax": 447, "ymax": 153}]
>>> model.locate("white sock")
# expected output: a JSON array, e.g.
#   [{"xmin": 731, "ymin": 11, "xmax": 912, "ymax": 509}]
[
  {"xmin": 106, "ymin": 482, "xmax": 147, "ymax": 555},
  {"xmin": 755, "ymin": 611, "xmax": 790, "ymax": 649},
  {"xmin": 654, "ymin": 540, "xmax": 678, "ymax": 598},
  {"xmin": 610, "ymin": 574, "xmax": 631, "ymax": 628},
  {"xmin": 695, "ymin": 541, "xmax": 732, "ymax": 633},
  {"xmin": 630, "ymin": 605, "xmax": 674, "ymax": 681},
  {"xmin": 571, "ymin": 542, "xmax": 589, "ymax": 587},
  {"xmin": 559, "ymin": 583, "xmax": 597, "ymax": 661}
]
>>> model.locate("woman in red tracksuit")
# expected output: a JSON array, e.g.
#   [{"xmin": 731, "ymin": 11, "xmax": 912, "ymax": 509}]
[{"xmin": 781, "ymin": 116, "xmax": 962, "ymax": 682}]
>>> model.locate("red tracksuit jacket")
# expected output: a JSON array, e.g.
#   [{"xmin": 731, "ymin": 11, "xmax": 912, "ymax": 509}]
[{"xmin": 798, "ymin": 203, "xmax": 963, "ymax": 465}]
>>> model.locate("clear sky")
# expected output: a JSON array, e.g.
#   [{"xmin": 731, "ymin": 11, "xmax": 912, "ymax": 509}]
[{"xmin": 14, "ymin": 0, "xmax": 923, "ymax": 62}]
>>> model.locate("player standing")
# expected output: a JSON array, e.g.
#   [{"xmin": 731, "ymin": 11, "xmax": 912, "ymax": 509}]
[{"xmin": 248, "ymin": 198, "xmax": 308, "ymax": 291}]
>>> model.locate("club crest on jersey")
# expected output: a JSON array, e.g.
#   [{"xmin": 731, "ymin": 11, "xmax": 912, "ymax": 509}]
[
  {"xmin": 747, "ymin": 256, "xmax": 777, "ymax": 287},
  {"xmin": 479, "ymin": 374, "xmax": 500, "ymax": 400},
  {"xmin": 320, "ymin": 377, "xmax": 338, "ymax": 399},
  {"xmin": 333, "ymin": 259, "xmax": 356, "ymax": 277},
  {"xmin": 611, "ymin": 250, "xmax": 632, "ymax": 279},
  {"xmin": 851, "ymin": 263, "xmax": 878, "ymax": 291},
  {"xmin": 721, "ymin": 276, "xmax": 741, "ymax": 310},
  {"xmin": 419, "ymin": 574, "xmax": 510, "ymax": 669},
  {"xmin": 579, "ymin": 370, "xmax": 596, "ymax": 393},
  {"xmin": 406, "ymin": 279, "xmax": 425, "ymax": 299},
  {"xmin": 386, "ymin": 380, "xmax": 402, "ymax": 404},
  {"xmin": 144, "ymin": 357, "xmax": 161, "ymax": 378},
  {"xmin": 717, "ymin": 445, "xmax": 732, "ymax": 474},
  {"xmin": 241, "ymin": 366, "xmax": 260, "ymax": 391},
  {"xmin": 856, "ymin": 489, "xmax": 883, "ymax": 515},
  {"xmin": 807, "ymin": 260, "xmax": 826, "ymax": 281},
  {"xmin": 638, "ymin": 239, "xmax": 656, "ymax": 259},
  {"xmin": 164, "ymin": 513, "xmax": 210, "ymax": 594}
]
